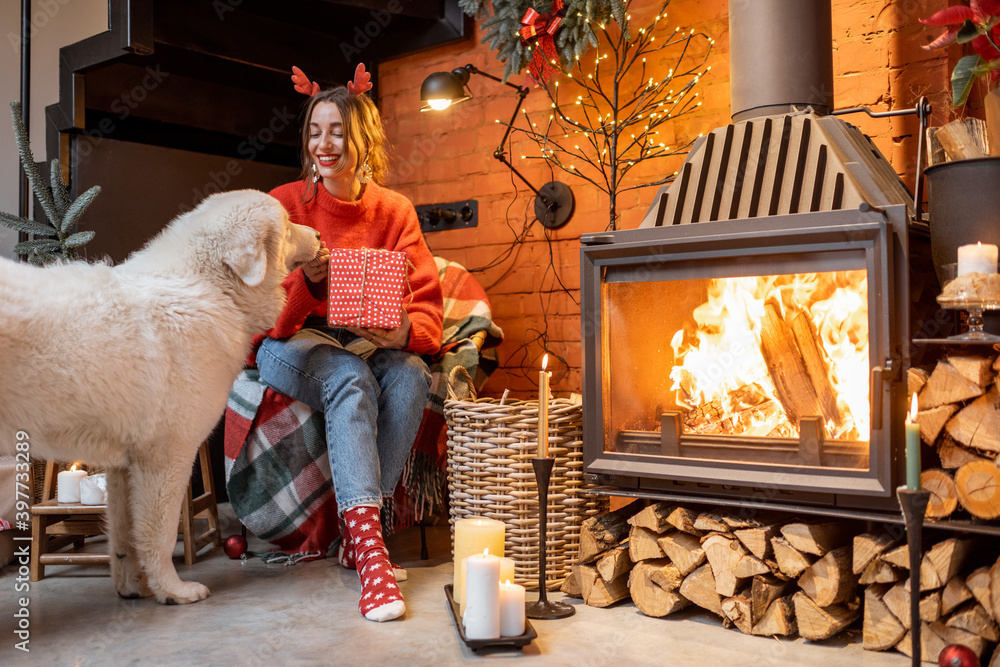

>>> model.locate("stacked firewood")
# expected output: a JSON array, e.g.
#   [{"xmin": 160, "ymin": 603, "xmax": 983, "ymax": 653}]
[
  {"xmin": 860, "ymin": 534, "xmax": 1000, "ymax": 663},
  {"xmin": 563, "ymin": 501, "xmax": 1000, "ymax": 664},
  {"xmin": 910, "ymin": 352, "xmax": 1000, "ymax": 521}
]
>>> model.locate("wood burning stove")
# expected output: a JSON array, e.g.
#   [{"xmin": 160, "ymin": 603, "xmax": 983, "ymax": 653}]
[
  {"xmin": 580, "ymin": 206, "xmax": 924, "ymax": 512},
  {"xmin": 579, "ymin": 0, "xmax": 940, "ymax": 516}
]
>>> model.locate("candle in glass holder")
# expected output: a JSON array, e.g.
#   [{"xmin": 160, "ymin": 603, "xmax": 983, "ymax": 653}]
[
  {"xmin": 957, "ymin": 242, "xmax": 999, "ymax": 276},
  {"xmin": 905, "ymin": 392, "xmax": 921, "ymax": 491},
  {"xmin": 538, "ymin": 354, "xmax": 551, "ymax": 458}
]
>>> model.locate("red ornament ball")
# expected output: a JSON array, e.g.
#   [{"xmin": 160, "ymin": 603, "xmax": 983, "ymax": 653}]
[
  {"xmin": 224, "ymin": 535, "xmax": 248, "ymax": 559},
  {"xmin": 939, "ymin": 644, "xmax": 979, "ymax": 667}
]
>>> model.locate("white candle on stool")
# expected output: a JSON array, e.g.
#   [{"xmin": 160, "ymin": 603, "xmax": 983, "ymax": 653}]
[
  {"xmin": 499, "ymin": 579, "xmax": 526, "ymax": 637},
  {"xmin": 957, "ymin": 242, "xmax": 999, "ymax": 276},
  {"xmin": 57, "ymin": 465, "xmax": 86, "ymax": 503},
  {"xmin": 463, "ymin": 549, "xmax": 501, "ymax": 640}
]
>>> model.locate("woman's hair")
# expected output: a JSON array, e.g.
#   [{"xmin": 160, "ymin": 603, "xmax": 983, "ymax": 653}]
[{"xmin": 299, "ymin": 86, "xmax": 389, "ymax": 192}]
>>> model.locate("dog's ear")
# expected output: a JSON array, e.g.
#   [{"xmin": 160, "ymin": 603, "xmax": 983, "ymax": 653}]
[{"xmin": 224, "ymin": 242, "xmax": 269, "ymax": 287}]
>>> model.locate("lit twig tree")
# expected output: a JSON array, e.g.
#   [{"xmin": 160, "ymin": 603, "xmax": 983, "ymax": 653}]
[{"xmin": 514, "ymin": 0, "xmax": 713, "ymax": 229}]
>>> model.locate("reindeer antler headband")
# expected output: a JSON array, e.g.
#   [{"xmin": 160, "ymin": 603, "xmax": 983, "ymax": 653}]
[{"xmin": 291, "ymin": 63, "xmax": 372, "ymax": 97}]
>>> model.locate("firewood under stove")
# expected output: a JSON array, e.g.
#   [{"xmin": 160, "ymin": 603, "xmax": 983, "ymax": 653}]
[{"xmin": 563, "ymin": 501, "xmax": 1000, "ymax": 664}]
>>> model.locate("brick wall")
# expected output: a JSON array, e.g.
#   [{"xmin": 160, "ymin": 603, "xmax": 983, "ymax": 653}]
[{"xmin": 379, "ymin": 0, "xmax": 959, "ymax": 399}]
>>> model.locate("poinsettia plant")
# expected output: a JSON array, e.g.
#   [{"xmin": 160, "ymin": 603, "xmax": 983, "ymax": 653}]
[{"xmin": 921, "ymin": 0, "xmax": 1000, "ymax": 105}]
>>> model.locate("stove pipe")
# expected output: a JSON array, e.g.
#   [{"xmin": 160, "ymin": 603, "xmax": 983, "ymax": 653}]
[{"xmin": 729, "ymin": 0, "xmax": 834, "ymax": 122}]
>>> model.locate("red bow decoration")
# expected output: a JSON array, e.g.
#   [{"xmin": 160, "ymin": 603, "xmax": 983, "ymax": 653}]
[
  {"xmin": 519, "ymin": 0, "xmax": 567, "ymax": 84},
  {"xmin": 347, "ymin": 63, "xmax": 373, "ymax": 96}
]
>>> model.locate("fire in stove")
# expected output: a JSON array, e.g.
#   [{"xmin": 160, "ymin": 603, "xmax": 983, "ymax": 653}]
[{"xmin": 669, "ymin": 270, "xmax": 870, "ymax": 443}]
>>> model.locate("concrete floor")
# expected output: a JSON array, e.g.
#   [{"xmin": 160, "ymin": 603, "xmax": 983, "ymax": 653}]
[{"xmin": 1, "ymin": 506, "xmax": 912, "ymax": 667}]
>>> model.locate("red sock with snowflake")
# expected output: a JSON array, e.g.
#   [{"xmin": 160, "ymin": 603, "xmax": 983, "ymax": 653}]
[
  {"xmin": 339, "ymin": 514, "xmax": 408, "ymax": 581},
  {"xmin": 344, "ymin": 505, "xmax": 405, "ymax": 622}
]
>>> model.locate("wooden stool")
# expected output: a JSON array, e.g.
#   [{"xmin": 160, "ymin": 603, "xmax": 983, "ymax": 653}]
[{"xmin": 29, "ymin": 441, "xmax": 222, "ymax": 581}]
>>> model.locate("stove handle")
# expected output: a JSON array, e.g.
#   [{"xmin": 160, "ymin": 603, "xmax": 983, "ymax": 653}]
[{"xmin": 869, "ymin": 359, "xmax": 898, "ymax": 429}]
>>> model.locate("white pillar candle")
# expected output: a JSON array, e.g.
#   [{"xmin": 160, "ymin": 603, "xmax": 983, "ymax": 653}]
[
  {"xmin": 499, "ymin": 557, "xmax": 515, "ymax": 586},
  {"xmin": 56, "ymin": 466, "xmax": 87, "ymax": 503},
  {"xmin": 462, "ymin": 549, "xmax": 501, "ymax": 640},
  {"xmin": 499, "ymin": 579, "xmax": 526, "ymax": 637},
  {"xmin": 453, "ymin": 518, "xmax": 505, "ymax": 612},
  {"xmin": 957, "ymin": 242, "xmax": 999, "ymax": 276},
  {"xmin": 79, "ymin": 475, "xmax": 106, "ymax": 505}
]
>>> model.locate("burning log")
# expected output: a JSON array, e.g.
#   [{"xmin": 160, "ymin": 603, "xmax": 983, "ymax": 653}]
[
  {"xmin": 759, "ymin": 302, "xmax": 841, "ymax": 430},
  {"xmin": 682, "ymin": 383, "xmax": 779, "ymax": 436}
]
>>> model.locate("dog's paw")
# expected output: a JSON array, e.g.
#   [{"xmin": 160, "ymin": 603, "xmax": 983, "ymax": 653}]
[
  {"xmin": 112, "ymin": 555, "xmax": 152, "ymax": 599},
  {"xmin": 156, "ymin": 581, "xmax": 211, "ymax": 605}
]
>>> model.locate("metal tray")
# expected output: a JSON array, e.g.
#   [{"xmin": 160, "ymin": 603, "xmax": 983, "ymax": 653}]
[{"xmin": 444, "ymin": 584, "xmax": 536, "ymax": 651}]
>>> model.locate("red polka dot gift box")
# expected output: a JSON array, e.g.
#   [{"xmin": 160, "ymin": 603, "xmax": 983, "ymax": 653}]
[{"xmin": 327, "ymin": 248, "xmax": 409, "ymax": 329}]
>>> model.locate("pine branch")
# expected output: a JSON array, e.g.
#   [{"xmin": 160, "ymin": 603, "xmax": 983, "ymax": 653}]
[
  {"xmin": 10, "ymin": 101, "xmax": 60, "ymax": 227},
  {"xmin": 61, "ymin": 186, "xmax": 101, "ymax": 234},
  {"xmin": 51, "ymin": 159, "xmax": 71, "ymax": 219},
  {"xmin": 0, "ymin": 210, "xmax": 58, "ymax": 237},
  {"xmin": 64, "ymin": 230, "xmax": 96, "ymax": 249}
]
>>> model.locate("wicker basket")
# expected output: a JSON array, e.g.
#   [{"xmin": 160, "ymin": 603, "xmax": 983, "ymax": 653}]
[{"xmin": 444, "ymin": 395, "xmax": 606, "ymax": 590}]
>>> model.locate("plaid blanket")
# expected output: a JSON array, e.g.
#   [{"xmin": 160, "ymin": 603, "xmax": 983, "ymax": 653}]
[{"xmin": 224, "ymin": 257, "xmax": 502, "ymax": 560}]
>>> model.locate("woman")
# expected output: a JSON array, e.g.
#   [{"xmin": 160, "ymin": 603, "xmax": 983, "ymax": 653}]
[{"xmin": 252, "ymin": 66, "xmax": 443, "ymax": 623}]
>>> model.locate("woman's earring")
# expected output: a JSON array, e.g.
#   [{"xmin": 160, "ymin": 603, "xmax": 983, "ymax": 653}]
[
  {"xmin": 311, "ymin": 163, "xmax": 320, "ymax": 184},
  {"xmin": 357, "ymin": 160, "xmax": 373, "ymax": 185}
]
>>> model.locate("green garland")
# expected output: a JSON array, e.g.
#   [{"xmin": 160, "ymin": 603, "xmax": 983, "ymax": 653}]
[{"xmin": 459, "ymin": 0, "xmax": 627, "ymax": 81}]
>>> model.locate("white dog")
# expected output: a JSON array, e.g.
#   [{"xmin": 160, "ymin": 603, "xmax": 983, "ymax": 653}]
[{"xmin": 0, "ymin": 190, "xmax": 319, "ymax": 604}]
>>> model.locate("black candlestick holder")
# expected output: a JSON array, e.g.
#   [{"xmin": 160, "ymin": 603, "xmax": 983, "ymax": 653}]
[
  {"xmin": 896, "ymin": 487, "xmax": 931, "ymax": 667},
  {"xmin": 525, "ymin": 456, "xmax": 575, "ymax": 620}
]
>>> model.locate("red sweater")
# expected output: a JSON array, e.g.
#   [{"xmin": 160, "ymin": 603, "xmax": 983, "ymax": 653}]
[{"xmin": 250, "ymin": 180, "xmax": 443, "ymax": 361}]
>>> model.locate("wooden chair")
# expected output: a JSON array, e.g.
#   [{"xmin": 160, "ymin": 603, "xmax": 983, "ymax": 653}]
[{"xmin": 29, "ymin": 441, "xmax": 221, "ymax": 581}]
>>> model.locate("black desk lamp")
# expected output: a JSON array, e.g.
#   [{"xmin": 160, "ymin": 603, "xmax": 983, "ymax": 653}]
[{"xmin": 420, "ymin": 64, "xmax": 574, "ymax": 229}]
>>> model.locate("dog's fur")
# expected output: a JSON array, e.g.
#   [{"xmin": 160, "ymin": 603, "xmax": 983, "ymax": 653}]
[{"xmin": 0, "ymin": 190, "xmax": 319, "ymax": 604}]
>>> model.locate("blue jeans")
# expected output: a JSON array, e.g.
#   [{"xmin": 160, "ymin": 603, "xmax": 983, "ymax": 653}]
[{"xmin": 256, "ymin": 327, "xmax": 431, "ymax": 513}]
